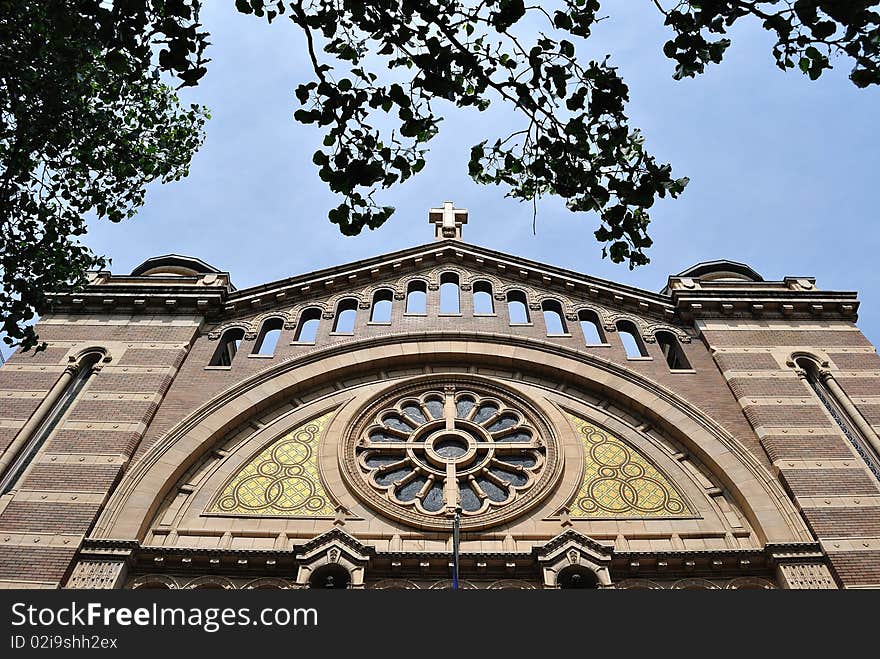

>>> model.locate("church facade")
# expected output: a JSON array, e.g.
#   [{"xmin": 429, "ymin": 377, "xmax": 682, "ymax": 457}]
[{"xmin": 1, "ymin": 204, "xmax": 878, "ymax": 589}]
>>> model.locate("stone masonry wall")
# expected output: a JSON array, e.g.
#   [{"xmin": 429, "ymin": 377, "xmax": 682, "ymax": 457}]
[
  {"xmin": 0, "ymin": 314, "xmax": 199, "ymax": 587},
  {"xmin": 702, "ymin": 319, "xmax": 880, "ymax": 588}
]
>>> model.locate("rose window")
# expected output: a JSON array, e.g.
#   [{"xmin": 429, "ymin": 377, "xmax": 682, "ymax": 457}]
[{"xmin": 343, "ymin": 379, "xmax": 560, "ymax": 530}]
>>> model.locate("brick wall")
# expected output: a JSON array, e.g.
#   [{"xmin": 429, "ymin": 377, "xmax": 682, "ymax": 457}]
[
  {"xmin": 0, "ymin": 314, "xmax": 198, "ymax": 586},
  {"xmin": 703, "ymin": 320, "xmax": 880, "ymax": 587}
]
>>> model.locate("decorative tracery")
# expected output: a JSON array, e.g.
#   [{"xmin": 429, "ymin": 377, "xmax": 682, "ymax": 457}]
[
  {"xmin": 344, "ymin": 379, "xmax": 559, "ymax": 530},
  {"xmin": 209, "ymin": 411, "xmax": 337, "ymax": 516},
  {"xmin": 564, "ymin": 413, "xmax": 691, "ymax": 518}
]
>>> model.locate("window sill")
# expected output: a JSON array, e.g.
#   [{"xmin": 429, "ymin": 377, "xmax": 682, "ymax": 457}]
[
  {"xmin": 509, "ymin": 322, "xmax": 533, "ymax": 327},
  {"xmin": 473, "ymin": 313, "xmax": 497, "ymax": 317},
  {"xmin": 289, "ymin": 341, "xmax": 317, "ymax": 346},
  {"xmin": 438, "ymin": 313, "xmax": 463, "ymax": 317},
  {"xmin": 403, "ymin": 313, "xmax": 428, "ymax": 317},
  {"xmin": 367, "ymin": 321, "xmax": 392, "ymax": 326},
  {"xmin": 247, "ymin": 354, "xmax": 275, "ymax": 359},
  {"xmin": 329, "ymin": 332, "xmax": 355, "ymax": 337},
  {"xmin": 626, "ymin": 356, "xmax": 653, "ymax": 361},
  {"xmin": 547, "ymin": 333, "xmax": 572, "ymax": 338},
  {"xmin": 669, "ymin": 368, "xmax": 697, "ymax": 374},
  {"xmin": 585, "ymin": 343, "xmax": 612, "ymax": 348},
  {"xmin": 204, "ymin": 365, "xmax": 232, "ymax": 371}
]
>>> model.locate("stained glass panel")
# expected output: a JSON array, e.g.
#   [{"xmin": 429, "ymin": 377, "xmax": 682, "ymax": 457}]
[
  {"xmin": 564, "ymin": 413, "xmax": 691, "ymax": 518},
  {"xmin": 210, "ymin": 411, "xmax": 337, "ymax": 516}
]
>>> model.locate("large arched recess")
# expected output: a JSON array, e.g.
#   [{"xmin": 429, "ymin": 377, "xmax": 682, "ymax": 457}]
[{"xmin": 93, "ymin": 332, "xmax": 811, "ymax": 544}]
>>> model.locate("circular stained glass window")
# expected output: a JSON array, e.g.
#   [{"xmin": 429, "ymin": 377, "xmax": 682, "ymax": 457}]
[{"xmin": 341, "ymin": 377, "xmax": 561, "ymax": 530}]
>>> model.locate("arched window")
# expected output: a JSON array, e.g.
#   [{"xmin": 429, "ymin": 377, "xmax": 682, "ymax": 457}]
[
  {"xmin": 557, "ymin": 566, "xmax": 599, "ymax": 589},
  {"xmin": 294, "ymin": 308, "xmax": 322, "ymax": 343},
  {"xmin": 578, "ymin": 309, "xmax": 605, "ymax": 345},
  {"xmin": 405, "ymin": 280, "xmax": 427, "ymax": 315},
  {"xmin": 370, "ymin": 289, "xmax": 393, "ymax": 323},
  {"xmin": 333, "ymin": 298, "xmax": 358, "ymax": 334},
  {"xmin": 209, "ymin": 327, "xmax": 245, "ymax": 366},
  {"xmin": 439, "ymin": 272, "xmax": 460, "ymax": 314},
  {"xmin": 796, "ymin": 357, "xmax": 880, "ymax": 480},
  {"xmin": 616, "ymin": 320, "xmax": 648, "ymax": 358},
  {"xmin": 0, "ymin": 351, "xmax": 102, "ymax": 494},
  {"xmin": 308, "ymin": 564, "xmax": 351, "ymax": 589},
  {"xmin": 472, "ymin": 281, "xmax": 494, "ymax": 315},
  {"xmin": 506, "ymin": 290, "xmax": 530, "ymax": 324},
  {"xmin": 656, "ymin": 331, "xmax": 690, "ymax": 370},
  {"xmin": 541, "ymin": 300, "xmax": 568, "ymax": 336},
  {"xmin": 252, "ymin": 317, "xmax": 284, "ymax": 356}
]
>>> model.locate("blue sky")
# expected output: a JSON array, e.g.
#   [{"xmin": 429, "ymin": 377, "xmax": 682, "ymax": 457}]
[{"xmin": 6, "ymin": 4, "xmax": 877, "ymax": 358}]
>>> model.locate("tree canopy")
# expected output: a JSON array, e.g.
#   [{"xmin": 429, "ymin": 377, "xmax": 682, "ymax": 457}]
[
  {"xmin": 239, "ymin": 0, "xmax": 878, "ymax": 268},
  {"xmin": 2, "ymin": 1, "xmax": 878, "ymax": 351},
  {"xmin": 0, "ymin": 1, "xmax": 209, "ymax": 352}
]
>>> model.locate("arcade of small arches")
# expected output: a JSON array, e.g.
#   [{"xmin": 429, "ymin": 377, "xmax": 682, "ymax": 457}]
[
  {"xmin": 207, "ymin": 271, "xmax": 692, "ymax": 371},
  {"xmin": 125, "ymin": 574, "xmax": 776, "ymax": 590}
]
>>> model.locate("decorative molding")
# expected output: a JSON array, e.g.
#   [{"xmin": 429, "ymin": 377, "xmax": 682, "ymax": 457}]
[
  {"xmin": 776, "ymin": 562, "xmax": 836, "ymax": 590},
  {"xmin": 93, "ymin": 333, "xmax": 810, "ymax": 546},
  {"xmin": 66, "ymin": 559, "xmax": 127, "ymax": 590}
]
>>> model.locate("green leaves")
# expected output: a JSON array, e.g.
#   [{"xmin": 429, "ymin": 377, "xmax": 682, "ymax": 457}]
[
  {"xmin": 247, "ymin": 3, "xmax": 690, "ymax": 268},
  {"xmin": 490, "ymin": 0, "xmax": 527, "ymax": 32},
  {"xmin": 270, "ymin": 0, "xmax": 692, "ymax": 266},
  {"xmin": 0, "ymin": 1, "xmax": 208, "ymax": 351},
  {"xmin": 657, "ymin": 1, "xmax": 879, "ymax": 86}
]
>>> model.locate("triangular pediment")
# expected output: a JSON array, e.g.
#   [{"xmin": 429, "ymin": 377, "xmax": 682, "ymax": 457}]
[
  {"xmin": 220, "ymin": 239, "xmax": 680, "ymax": 327},
  {"xmin": 296, "ymin": 527, "xmax": 373, "ymax": 563},
  {"xmin": 536, "ymin": 529, "xmax": 614, "ymax": 562}
]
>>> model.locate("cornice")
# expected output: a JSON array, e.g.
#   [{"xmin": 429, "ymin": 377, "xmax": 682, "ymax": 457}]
[
  {"xmin": 43, "ymin": 239, "xmax": 862, "ymax": 327},
  {"xmin": 673, "ymin": 288, "xmax": 859, "ymax": 322},
  {"xmin": 46, "ymin": 282, "xmax": 229, "ymax": 316},
  {"xmin": 216, "ymin": 240, "xmax": 680, "ymax": 323}
]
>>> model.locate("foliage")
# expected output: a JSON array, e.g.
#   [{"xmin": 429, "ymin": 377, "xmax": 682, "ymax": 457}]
[
  {"xmin": 237, "ymin": 0, "xmax": 878, "ymax": 267},
  {"xmin": 4, "ymin": 1, "xmax": 878, "ymax": 351},
  {"xmin": 0, "ymin": 1, "xmax": 210, "ymax": 351}
]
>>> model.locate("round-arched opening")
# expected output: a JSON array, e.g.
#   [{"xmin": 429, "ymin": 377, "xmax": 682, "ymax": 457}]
[
  {"xmin": 132, "ymin": 582, "xmax": 171, "ymax": 590},
  {"xmin": 308, "ymin": 564, "xmax": 351, "ymax": 589},
  {"xmin": 557, "ymin": 566, "xmax": 600, "ymax": 589}
]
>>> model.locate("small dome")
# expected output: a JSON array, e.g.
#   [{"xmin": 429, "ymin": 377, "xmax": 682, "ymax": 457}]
[
  {"xmin": 130, "ymin": 254, "xmax": 222, "ymax": 278},
  {"xmin": 674, "ymin": 260, "xmax": 763, "ymax": 283}
]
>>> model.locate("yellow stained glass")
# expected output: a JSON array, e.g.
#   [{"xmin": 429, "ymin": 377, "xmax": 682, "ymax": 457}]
[
  {"xmin": 209, "ymin": 411, "xmax": 336, "ymax": 516},
  {"xmin": 565, "ymin": 413, "xmax": 691, "ymax": 518}
]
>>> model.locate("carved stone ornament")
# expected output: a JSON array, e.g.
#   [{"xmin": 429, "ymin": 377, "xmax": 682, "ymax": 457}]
[
  {"xmin": 777, "ymin": 562, "xmax": 836, "ymax": 590},
  {"xmin": 340, "ymin": 376, "xmax": 562, "ymax": 531},
  {"xmin": 66, "ymin": 559, "xmax": 126, "ymax": 590}
]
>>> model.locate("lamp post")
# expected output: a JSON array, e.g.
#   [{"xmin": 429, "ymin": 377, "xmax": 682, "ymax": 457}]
[{"xmin": 452, "ymin": 505, "xmax": 462, "ymax": 590}]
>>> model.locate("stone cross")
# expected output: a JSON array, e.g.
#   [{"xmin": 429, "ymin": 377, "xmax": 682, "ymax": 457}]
[{"xmin": 429, "ymin": 201, "xmax": 468, "ymax": 240}]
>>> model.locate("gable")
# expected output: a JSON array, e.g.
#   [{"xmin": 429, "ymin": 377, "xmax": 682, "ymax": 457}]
[{"xmin": 206, "ymin": 254, "xmax": 693, "ymax": 345}]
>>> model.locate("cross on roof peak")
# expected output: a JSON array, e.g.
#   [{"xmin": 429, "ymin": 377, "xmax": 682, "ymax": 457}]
[{"xmin": 429, "ymin": 201, "xmax": 468, "ymax": 241}]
